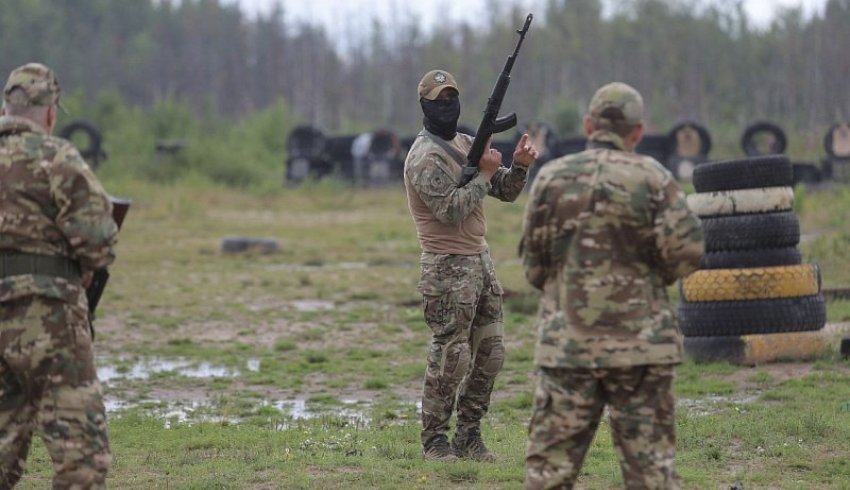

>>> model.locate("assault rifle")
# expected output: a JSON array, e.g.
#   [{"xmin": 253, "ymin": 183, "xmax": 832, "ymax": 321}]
[
  {"xmin": 86, "ymin": 196, "xmax": 131, "ymax": 332},
  {"xmin": 460, "ymin": 13, "xmax": 533, "ymax": 187}
]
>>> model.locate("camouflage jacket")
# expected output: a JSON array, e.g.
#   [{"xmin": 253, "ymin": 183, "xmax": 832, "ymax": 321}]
[
  {"xmin": 520, "ymin": 132, "xmax": 704, "ymax": 368},
  {"xmin": 0, "ymin": 115, "xmax": 117, "ymax": 304},
  {"xmin": 404, "ymin": 129, "xmax": 528, "ymax": 255}
]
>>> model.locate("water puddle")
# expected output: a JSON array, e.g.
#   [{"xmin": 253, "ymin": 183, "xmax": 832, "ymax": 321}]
[
  {"xmin": 104, "ymin": 396, "xmax": 384, "ymax": 429},
  {"xmin": 98, "ymin": 357, "xmax": 239, "ymax": 382},
  {"xmin": 291, "ymin": 299, "xmax": 336, "ymax": 312},
  {"xmin": 678, "ymin": 393, "xmax": 760, "ymax": 417},
  {"xmin": 246, "ymin": 358, "xmax": 261, "ymax": 372},
  {"xmin": 98, "ymin": 356, "xmax": 264, "ymax": 385},
  {"xmin": 96, "ymin": 355, "xmax": 414, "ymax": 427}
]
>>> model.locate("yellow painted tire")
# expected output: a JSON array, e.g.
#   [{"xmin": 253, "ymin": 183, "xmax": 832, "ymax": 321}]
[
  {"xmin": 682, "ymin": 264, "xmax": 820, "ymax": 302},
  {"xmin": 686, "ymin": 186, "xmax": 794, "ymax": 217},
  {"xmin": 684, "ymin": 331, "xmax": 828, "ymax": 365}
]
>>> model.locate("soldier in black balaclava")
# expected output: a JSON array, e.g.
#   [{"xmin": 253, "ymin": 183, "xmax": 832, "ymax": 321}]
[{"xmin": 403, "ymin": 69, "xmax": 539, "ymax": 463}]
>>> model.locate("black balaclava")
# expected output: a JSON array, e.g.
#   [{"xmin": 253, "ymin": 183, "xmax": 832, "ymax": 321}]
[{"xmin": 421, "ymin": 96, "xmax": 460, "ymax": 140}]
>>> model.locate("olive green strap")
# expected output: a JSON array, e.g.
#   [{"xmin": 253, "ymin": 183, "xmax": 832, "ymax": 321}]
[{"xmin": 0, "ymin": 253, "xmax": 81, "ymax": 281}]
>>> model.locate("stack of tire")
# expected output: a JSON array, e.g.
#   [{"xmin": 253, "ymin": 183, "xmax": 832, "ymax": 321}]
[
  {"xmin": 680, "ymin": 155, "xmax": 827, "ymax": 365},
  {"xmin": 285, "ymin": 125, "xmax": 334, "ymax": 185}
]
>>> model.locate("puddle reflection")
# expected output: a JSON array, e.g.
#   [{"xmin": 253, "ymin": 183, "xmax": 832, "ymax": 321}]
[{"xmin": 98, "ymin": 358, "xmax": 237, "ymax": 382}]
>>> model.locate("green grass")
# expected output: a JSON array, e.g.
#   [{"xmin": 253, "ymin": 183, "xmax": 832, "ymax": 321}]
[{"xmin": 16, "ymin": 180, "xmax": 850, "ymax": 488}]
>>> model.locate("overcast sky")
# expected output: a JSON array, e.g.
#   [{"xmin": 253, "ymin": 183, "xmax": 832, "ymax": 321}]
[{"xmin": 230, "ymin": 0, "xmax": 828, "ymax": 32}]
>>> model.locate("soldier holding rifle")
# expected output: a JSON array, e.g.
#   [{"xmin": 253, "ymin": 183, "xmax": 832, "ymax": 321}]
[
  {"xmin": 0, "ymin": 63, "xmax": 116, "ymax": 488},
  {"xmin": 403, "ymin": 14, "xmax": 538, "ymax": 462}
]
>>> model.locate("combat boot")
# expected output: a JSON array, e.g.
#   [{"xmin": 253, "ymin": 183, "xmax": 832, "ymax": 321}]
[
  {"xmin": 451, "ymin": 427, "xmax": 496, "ymax": 462},
  {"xmin": 423, "ymin": 435, "xmax": 459, "ymax": 462}
]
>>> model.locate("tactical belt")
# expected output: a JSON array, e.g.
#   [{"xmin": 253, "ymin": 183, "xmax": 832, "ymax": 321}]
[{"xmin": 0, "ymin": 253, "xmax": 81, "ymax": 281}]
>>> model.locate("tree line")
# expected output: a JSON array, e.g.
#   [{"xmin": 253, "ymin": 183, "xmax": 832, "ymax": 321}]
[{"xmin": 1, "ymin": 0, "xmax": 848, "ymax": 140}]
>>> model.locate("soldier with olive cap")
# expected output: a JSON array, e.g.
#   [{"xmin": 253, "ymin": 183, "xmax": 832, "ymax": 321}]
[
  {"xmin": 0, "ymin": 63, "xmax": 116, "ymax": 488},
  {"xmin": 520, "ymin": 82, "xmax": 703, "ymax": 489},
  {"xmin": 404, "ymin": 69, "xmax": 539, "ymax": 462}
]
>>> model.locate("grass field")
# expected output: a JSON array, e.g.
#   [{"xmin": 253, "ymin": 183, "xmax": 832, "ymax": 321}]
[{"xmin": 18, "ymin": 178, "xmax": 850, "ymax": 489}]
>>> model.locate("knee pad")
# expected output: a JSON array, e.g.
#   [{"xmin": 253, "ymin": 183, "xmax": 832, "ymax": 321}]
[
  {"xmin": 477, "ymin": 336, "xmax": 504, "ymax": 377},
  {"xmin": 441, "ymin": 340, "xmax": 472, "ymax": 381}
]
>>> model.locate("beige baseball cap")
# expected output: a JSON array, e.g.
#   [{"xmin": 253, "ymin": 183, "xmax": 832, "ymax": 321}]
[{"xmin": 417, "ymin": 69, "xmax": 459, "ymax": 100}]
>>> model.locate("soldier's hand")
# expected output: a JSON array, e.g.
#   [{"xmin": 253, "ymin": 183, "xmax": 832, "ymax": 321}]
[
  {"xmin": 82, "ymin": 270, "xmax": 94, "ymax": 289},
  {"xmin": 513, "ymin": 133, "xmax": 539, "ymax": 168},
  {"xmin": 478, "ymin": 139, "xmax": 503, "ymax": 180}
]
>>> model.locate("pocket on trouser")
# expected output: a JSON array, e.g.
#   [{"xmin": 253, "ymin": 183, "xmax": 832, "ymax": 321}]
[
  {"xmin": 422, "ymin": 290, "xmax": 476, "ymax": 338},
  {"xmin": 62, "ymin": 300, "xmax": 99, "ymax": 386},
  {"xmin": 527, "ymin": 381, "xmax": 553, "ymax": 437}
]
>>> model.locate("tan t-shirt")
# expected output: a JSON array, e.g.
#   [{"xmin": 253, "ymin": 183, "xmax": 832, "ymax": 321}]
[{"xmin": 404, "ymin": 130, "xmax": 528, "ymax": 255}]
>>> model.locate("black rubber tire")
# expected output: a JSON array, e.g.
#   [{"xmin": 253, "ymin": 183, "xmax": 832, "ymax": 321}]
[
  {"xmin": 678, "ymin": 294, "xmax": 826, "ymax": 337},
  {"xmin": 700, "ymin": 247, "xmax": 801, "ymax": 269},
  {"xmin": 792, "ymin": 162, "xmax": 822, "ymax": 185},
  {"xmin": 221, "ymin": 236, "xmax": 279, "ymax": 254},
  {"xmin": 683, "ymin": 336, "xmax": 746, "ymax": 364},
  {"xmin": 702, "ymin": 211, "xmax": 800, "ymax": 252},
  {"xmin": 369, "ymin": 129, "xmax": 401, "ymax": 160},
  {"xmin": 668, "ymin": 121, "xmax": 712, "ymax": 157},
  {"xmin": 834, "ymin": 158, "xmax": 850, "ymax": 184},
  {"xmin": 58, "ymin": 120, "xmax": 104, "ymax": 168},
  {"xmin": 741, "ymin": 121, "xmax": 787, "ymax": 156},
  {"xmin": 287, "ymin": 125, "xmax": 326, "ymax": 159},
  {"xmin": 693, "ymin": 155, "xmax": 793, "ymax": 193},
  {"xmin": 635, "ymin": 134, "xmax": 671, "ymax": 165}
]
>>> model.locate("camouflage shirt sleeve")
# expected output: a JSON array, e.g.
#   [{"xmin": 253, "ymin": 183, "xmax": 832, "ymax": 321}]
[
  {"xmin": 408, "ymin": 152, "xmax": 491, "ymax": 225},
  {"xmin": 519, "ymin": 171, "xmax": 552, "ymax": 290},
  {"xmin": 48, "ymin": 143, "xmax": 117, "ymax": 271},
  {"xmin": 488, "ymin": 163, "xmax": 528, "ymax": 202},
  {"xmin": 652, "ymin": 173, "xmax": 704, "ymax": 284}
]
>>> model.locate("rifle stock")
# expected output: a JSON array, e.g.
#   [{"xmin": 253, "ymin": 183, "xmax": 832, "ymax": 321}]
[
  {"xmin": 460, "ymin": 13, "xmax": 533, "ymax": 186},
  {"xmin": 86, "ymin": 196, "xmax": 130, "ymax": 325}
]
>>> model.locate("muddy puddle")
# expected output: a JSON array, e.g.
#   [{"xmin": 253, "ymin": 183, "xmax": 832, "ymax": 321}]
[
  {"xmin": 104, "ymin": 397, "xmax": 377, "ymax": 429},
  {"xmin": 98, "ymin": 355, "xmax": 758, "ymax": 426},
  {"xmin": 97, "ymin": 356, "xmax": 412, "ymax": 427},
  {"xmin": 678, "ymin": 393, "xmax": 760, "ymax": 417},
  {"xmin": 97, "ymin": 357, "xmax": 259, "ymax": 382},
  {"xmin": 290, "ymin": 299, "xmax": 336, "ymax": 312}
]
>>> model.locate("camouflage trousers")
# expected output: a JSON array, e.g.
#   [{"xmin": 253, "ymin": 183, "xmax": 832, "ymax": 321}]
[
  {"xmin": 0, "ymin": 295, "xmax": 111, "ymax": 489},
  {"xmin": 525, "ymin": 365, "xmax": 680, "ymax": 490},
  {"xmin": 418, "ymin": 251, "xmax": 505, "ymax": 446}
]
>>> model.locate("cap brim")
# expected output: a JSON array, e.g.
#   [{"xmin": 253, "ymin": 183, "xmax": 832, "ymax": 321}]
[{"xmin": 422, "ymin": 84, "xmax": 458, "ymax": 101}]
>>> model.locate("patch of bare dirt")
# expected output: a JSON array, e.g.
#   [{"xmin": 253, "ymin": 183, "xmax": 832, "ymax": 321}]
[{"xmin": 723, "ymin": 362, "xmax": 815, "ymax": 390}]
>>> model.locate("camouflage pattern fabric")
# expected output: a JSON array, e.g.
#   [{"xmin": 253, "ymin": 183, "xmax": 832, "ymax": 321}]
[
  {"xmin": 0, "ymin": 115, "xmax": 116, "ymax": 304},
  {"xmin": 519, "ymin": 134, "xmax": 704, "ymax": 369},
  {"xmin": 0, "ymin": 295, "xmax": 110, "ymax": 488},
  {"xmin": 0, "ymin": 111, "xmax": 115, "ymax": 485},
  {"xmin": 588, "ymin": 82, "xmax": 644, "ymax": 127},
  {"xmin": 405, "ymin": 130, "xmax": 528, "ymax": 228},
  {"xmin": 418, "ymin": 252, "xmax": 504, "ymax": 446},
  {"xmin": 3, "ymin": 63, "xmax": 62, "ymax": 108},
  {"xmin": 525, "ymin": 365, "xmax": 680, "ymax": 490}
]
